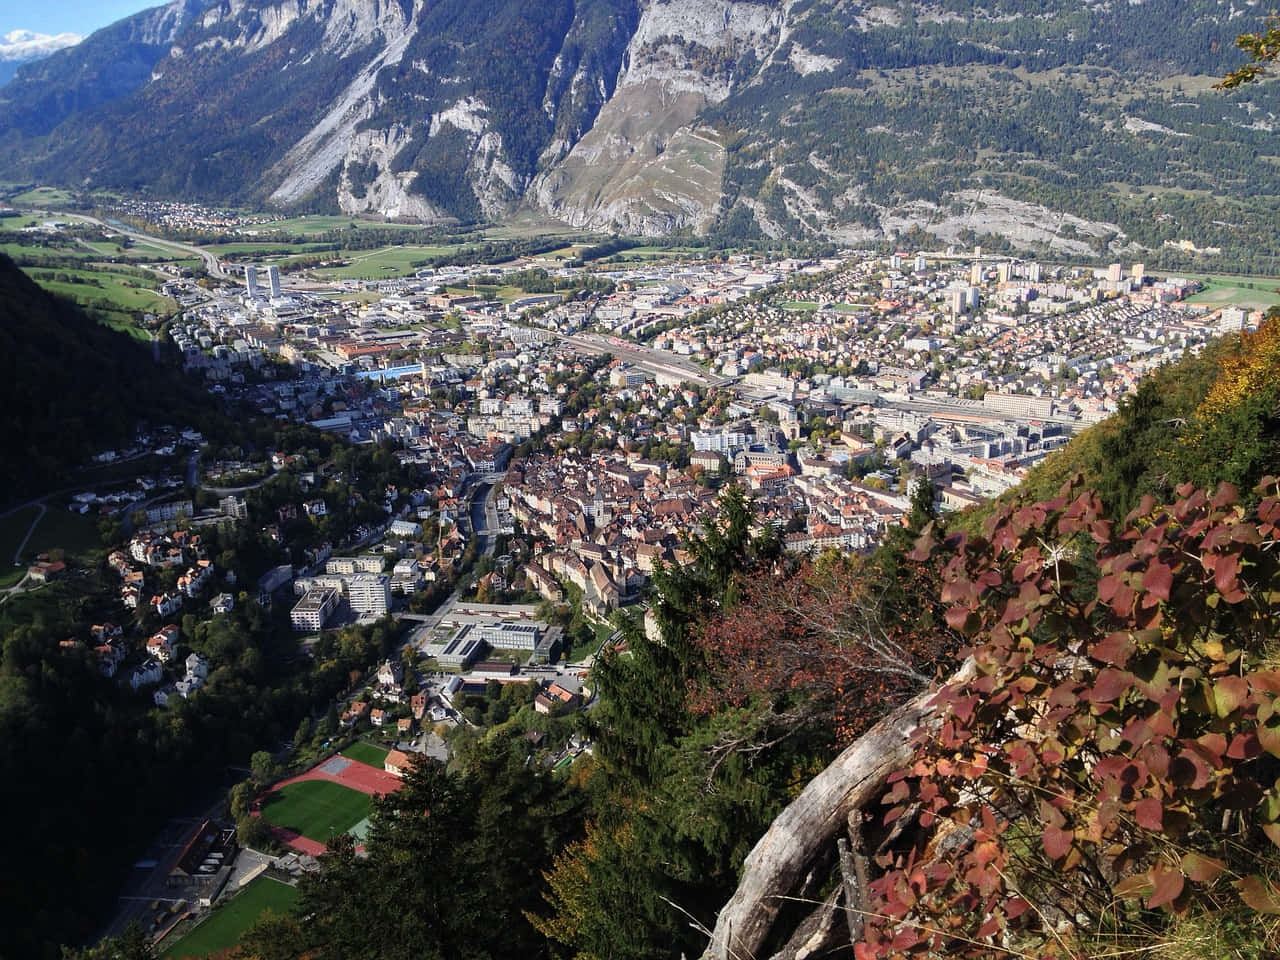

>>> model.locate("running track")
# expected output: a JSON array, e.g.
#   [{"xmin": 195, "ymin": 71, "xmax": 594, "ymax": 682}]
[{"xmin": 253, "ymin": 755, "xmax": 403, "ymax": 856}]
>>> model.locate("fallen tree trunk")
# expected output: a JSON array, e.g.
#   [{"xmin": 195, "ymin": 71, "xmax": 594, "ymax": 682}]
[{"xmin": 699, "ymin": 659, "xmax": 975, "ymax": 960}]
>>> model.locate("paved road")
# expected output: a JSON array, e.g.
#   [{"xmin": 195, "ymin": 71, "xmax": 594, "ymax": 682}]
[
  {"xmin": 75, "ymin": 214, "xmax": 230, "ymax": 280},
  {"xmin": 469, "ymin": 479, "xmax": 499, "ymax": 558},
  {"xmin": 397, "ymin": 478, "xmax": 498, "ymax": 646}
]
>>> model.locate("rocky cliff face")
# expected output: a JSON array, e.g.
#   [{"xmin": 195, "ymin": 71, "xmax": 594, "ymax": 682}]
[
  {"xmin": 2, "ymin": 0, "xmax": 1275, "ymax": 259},
  {"xmin": 529, "ymin": 0, "xmax": 783, "ymax": 234}
]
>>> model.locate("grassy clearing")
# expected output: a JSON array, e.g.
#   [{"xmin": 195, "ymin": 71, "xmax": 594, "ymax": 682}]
[
  {"xmin": 3, "ymin": 236, "xmax": 182, "ymax": 265},
  {"xmin": 260, "ymin": 780, "xmax": 371, "ymax": 843},
  {"xmin": 441, "ymin": 282, "xmax": 526, "ymax": 303},
  {"xmin": 780, "ymin": 300, "xmax": 821, "ymax": 311},
  {"xmin": 201, "ymin": 241, "xmax": 336, "ymax": 260},
  {"xmin": 24, "ymin": 265, "xmax": 176, "ymax": 314},
  {"xmin": 161, "ymin": 876, "xmax": 298, "ymax": 960},
  {"xmin": 24, "ymin": 507, "xmax": 103, "ymax": 558},
  {"xmin": 340, "ymin": 741, "xmax": 389, "ymax": 767},
  {"xmin": 8, "ymin": 186, "xmax": 74, "ymax": 206},
  {"xmin": 97, "ymin": 314, "xmax": 156, "ymax": 342},
  {"xmin": 0, "ymin": 506, "xmax": 41, "ymax": 565}
]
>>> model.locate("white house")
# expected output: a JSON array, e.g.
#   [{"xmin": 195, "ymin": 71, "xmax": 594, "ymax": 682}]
[
  {"xmin": 186, "ymin": 652, "xmax": 209, "ymax": 680},
  {"xmin": 130, "ymin": 659, "xmax": 164, "ymax": 690},
  {"xmin": 151, "ymin": 592, "xmax": 183, "ymax": 618}
]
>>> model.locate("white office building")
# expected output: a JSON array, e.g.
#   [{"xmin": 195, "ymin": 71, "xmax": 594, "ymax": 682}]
[
  {"xmin": 692, "ymin": 430, "xmax": 750, "ymax": 455},
  {"xmin": 291, "ymin": 587, "xmax": 340, "ymax": 631},
  {"xmin": 347, "ymin": 574, "xmax": 391, "ymax": 616}
]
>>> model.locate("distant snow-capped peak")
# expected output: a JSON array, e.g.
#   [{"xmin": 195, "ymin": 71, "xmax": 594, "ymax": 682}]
[{"xmin": 0, "ymin": 29, "xmax": 83, "ymax": 62}]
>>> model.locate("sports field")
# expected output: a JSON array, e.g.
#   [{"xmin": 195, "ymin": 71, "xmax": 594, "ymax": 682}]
[
  {"xmin": 341, "ymin": 741, "xmax": 389, "ymax": 767},
  {"xmin": 161, "ymin": 876, "xmax": 298, "ymax": 959},
  {"xmin": 260, "ymin": 779, "xmax": 371, "ymax": 843}
]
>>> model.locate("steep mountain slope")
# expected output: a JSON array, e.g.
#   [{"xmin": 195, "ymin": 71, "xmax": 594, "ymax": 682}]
[
  {"xmin": 1, "ymin": 0, "xmax": 1277, "ymax": 264},
  {"xmin": 0, "ymin": 0, "xmax": 207, "ymax": 138}
]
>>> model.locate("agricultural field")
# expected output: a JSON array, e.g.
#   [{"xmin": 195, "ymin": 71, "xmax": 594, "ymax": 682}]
[
  {"xmin": 479, "ymin": 218, "xmax": 589, "ymax": 241},
  {"xmin": 258, "ymin": 215, "xmax": 433, "ymax": 235},
  {"xmin": 7, "ymin": 186, "xmax": 75, "ymax": 206},
  {"xmin": 259, "ymin": 779, "xmax": 371, "ymax": 844},
  {"xmin": 1183, "ymin": 273, "xmax": 1280, "ymax": 311},
  {"xmin": 201, "ymin": 241, "xmax": 335, "ymax": 258},
  {"xmin": 441, "ymin": 281, "xmax": 526, "ymax": 302},
  {"xmin": 161, "ymin": 876, "xmax": 298, "ymax": 960},
  {"xmin": 306, "ymin": 244, "xmax": 462, "ymax": 279}
]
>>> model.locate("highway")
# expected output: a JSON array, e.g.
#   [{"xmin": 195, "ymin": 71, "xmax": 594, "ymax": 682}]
[{"xmin": 75, "ymin": 214, "xmax": 230, "ymax": 279}]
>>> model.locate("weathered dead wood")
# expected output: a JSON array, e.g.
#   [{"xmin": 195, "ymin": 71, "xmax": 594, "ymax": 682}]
[
  {"xmin": 699, "ymin": 659, "xmax": 975, "ymax": 960},
  {"xmin": 766, "ymin": 885, "xmax": 844, "ymax": 960},
  {"xmin": 837, "ymin": 811, "xmax": 870, "ymax": 944}
]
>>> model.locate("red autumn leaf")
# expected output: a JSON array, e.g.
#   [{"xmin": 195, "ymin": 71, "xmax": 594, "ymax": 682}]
[
  {"xmin": 1091, "ymin": 631, "xmax": 1135, "ymax": 667},
  {"xmin": 1134, "ymin": 796, "xmax": 1164, "ymax": 831},
  {"xmin": 1146, "ymin": 864, "xmax": 1185, "ymax": 909},
  {"xmin": 1004, "ymin": 897, "xmax": 1030, "ymax": 920},
  {"xmin": 976, "ymin": 916, "xmax": 1001, "ymax": 939},
  {"xmin": 1096, "ymin": 573, "xmax": 1123, "ymax": 604},
  {"xmin": 890, "ymin": 928, "xmax": 922, "ymax": 950},
  {"xmin": 1114, "ymin": 873, "xmax": 1152, "ymax": 901},
  {"xmin": 1227, "ymin": 731, "xmax": 1261, "ymax": 760},
  {"xmin": 1090, "ymin": 668, "xmax": 1134, "ymax": 704},
  {"xmin": 1142, "ymin": 561, "xmax": 1174, "ymax": 602},
  {"xmin": 1250, "ymin": 671, "xmax": 1280, "ymax": 694},
  {"xmin": 1214, "ymin": 554, "xmax": 1244, "ymax": 601},
  {"xmin": 1042, "ymin": 825, "xmax": 1073, "ymax": 860},
  {"xmin": 945, "ymin": 605, "xmax": 974, "ymax": 632}
]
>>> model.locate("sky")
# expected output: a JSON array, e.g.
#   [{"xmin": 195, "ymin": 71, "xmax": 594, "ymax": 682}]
[{"xmin": 3, "ymin": 0, "xmax": 156, "ymax": 42}]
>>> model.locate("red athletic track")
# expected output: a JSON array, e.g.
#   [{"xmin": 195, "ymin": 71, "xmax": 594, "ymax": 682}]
[
  {"xmin": 252, "ymin": 755, "xmax": 403, "ymax": 856},
  {"xmin": 272, "ymin": 755, "xmax": 403, "ymax": 797}
]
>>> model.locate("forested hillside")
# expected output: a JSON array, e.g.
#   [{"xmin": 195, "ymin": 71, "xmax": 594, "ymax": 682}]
[
  {"xmin": 0, "ymin": 254, "xmax": 208, "ymax": 504},
  {"xmin": 1, "ymin": 432, "xmax": 429, "ymax": 959}
]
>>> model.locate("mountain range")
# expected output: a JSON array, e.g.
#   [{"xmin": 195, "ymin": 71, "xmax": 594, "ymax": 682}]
[{"xmin": 1, "ymin": 0, "xmax": 1277, "ymax": 263}]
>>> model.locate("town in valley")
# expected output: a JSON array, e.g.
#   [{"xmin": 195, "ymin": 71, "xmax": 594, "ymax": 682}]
[{"xmin": 2, "ymin": 193, "xmax": 1274, "ymax": 953}]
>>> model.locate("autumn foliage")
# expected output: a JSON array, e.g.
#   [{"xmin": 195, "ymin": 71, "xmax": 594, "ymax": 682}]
[
  {"xmin": 857, "ymin": 477, "xmax": 1280, "ymax": 958},
  {"xmin": 693, "ymin": 551, "xmax": 956, "ymax": 744}
]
